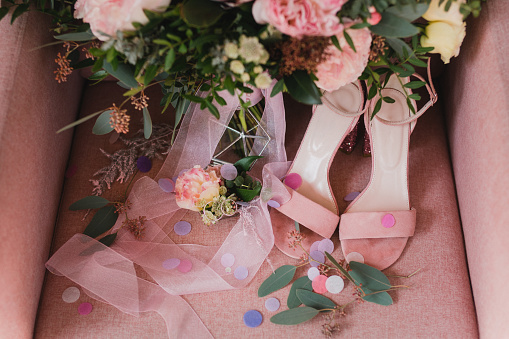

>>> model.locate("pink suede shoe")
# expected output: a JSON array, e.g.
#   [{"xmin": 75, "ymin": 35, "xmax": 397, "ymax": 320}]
[
  {"xmin": 339, "ymin": 70, "xmax": 437, "ymax": 270},
  {"xmin": 272, "ymin": 82, "xmax": 366, "ymax": 258}
]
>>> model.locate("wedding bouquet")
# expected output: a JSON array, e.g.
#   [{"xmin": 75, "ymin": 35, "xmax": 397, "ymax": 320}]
[{"xmin": 1, "ymin": 0, "xmax": 482, "ymax": 139}]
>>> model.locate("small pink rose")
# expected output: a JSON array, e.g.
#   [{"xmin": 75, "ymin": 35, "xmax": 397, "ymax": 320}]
[{"xmin": 175, "ymin": 166, "xmax": 221, "ymax": 211}]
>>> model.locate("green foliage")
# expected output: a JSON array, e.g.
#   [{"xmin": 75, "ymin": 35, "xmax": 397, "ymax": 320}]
[
  {"xmin": 142, "ymin": 107, "xmax": 153, "ymax": 139},
  {"xmin": 287, "ymin": 276, "xmax": 313, "ymax": 308},
  {"xmin": 270, "ymin": 307, "xmax": 320, "ymax": 325},
  {"xmin": 69, "ymin": 196, "xmax": 110, "ymax": 211},
  {"xmin": 296, "ymin": 289, "xmax": 336, "ymax": 312},
  {"xmin": 258, "ymin": 265, "xmax": 297, "ymax": 297},
  {"xmin": 92, "ymin": 110, "xmax": 115, "ymax": 135},
  {"xmin": 284, "ymin": 71, "xmax": 322, "ymax": 106},
  {"xmin": 83, "ymin": 205, "xmax": 118, "ymax": 238}
]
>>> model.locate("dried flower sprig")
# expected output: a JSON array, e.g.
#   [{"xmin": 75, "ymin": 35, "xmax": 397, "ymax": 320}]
[
  {"xmin": 109, "ymin": 103, "xmax": 131, "ymax": 134},
  {"xmin": 54, "ymin": 52, "xmax": 73, "ymax": 83}
]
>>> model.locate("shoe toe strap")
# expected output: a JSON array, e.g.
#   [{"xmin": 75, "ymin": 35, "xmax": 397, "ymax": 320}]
[
  {"xmin": 339, "ymin": 209, "xmax": 416, "ymax": 240},
  {"xmin": 276, "ymin": 185, "xmax": 339, "ymax": 239}
]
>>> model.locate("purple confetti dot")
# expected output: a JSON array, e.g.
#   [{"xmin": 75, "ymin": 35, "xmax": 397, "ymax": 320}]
[
  {"xmin": 267, "ymin": 200, "xmax": 281, "ymax": 208},
  {"xmin": 265, "ymin": 298, "xmax": 280, "ymax": 312},
  {"xmin": 284, "ymin": 173, "xmax": 302, "ymax": 190},
  {"xmin": 243, "ymin": 310, "xmax": 263, "ymax": 328},
  {"xmin": 234, "ymin": 266, "xmax": 249, "ymax": 280},
  {"xmin": 78, "ymin": 302, "xmax": 93, "ymax": 315},
  {"xmin": 162, "ymin": 258, "xmax": 180, "ymax": 270},
  {"xmin": 310, "ymin": 240, "xmax": 321, "ymax": 254},
  {"xmin": 178, "ymin": 169, "xmax": 188, "ymax": 177},
  {"xmin": 221, "ymin": 253, "xmax": 235, "ymax": 267},
  {"xmin": 177, "ymin": 259, "xmax": 192, "ymax": 273},
  {"xmin": 174, "ymin": 221, "xmax": 192, "ymax": 236},
  {"xmin": 65, "ymin": 165, "xmax": 77, "ymax": 179},
  {"xmin": 344, "ymin": 191, "xmax": 360, "ymax": 202},
  {"xmin": 220, "ymin": 164, "xmax": 238, "ymax": 181},
  {"xmin": 318, "ymin": 239, "xmax": 334, "ymax": 254},
  {"xmin": 137, "ymin": 156, "xmax": 152, "ymax": 173},
  {"xmin": 158, "ymin": 178, "xmax": 175, "ymax": 193},
  {"xmin": 309, "ymin": 251, "xmax": 325, "ymax": 267}
]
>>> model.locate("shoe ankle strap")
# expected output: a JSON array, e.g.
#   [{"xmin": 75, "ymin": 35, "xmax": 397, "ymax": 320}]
[
  {"xmin": 320, "ymin": 81, "xmax": 368, "ymax": 118},
  {"xmin": 374, "ymin": 58, "xmax": 438, "ymax": 126}
]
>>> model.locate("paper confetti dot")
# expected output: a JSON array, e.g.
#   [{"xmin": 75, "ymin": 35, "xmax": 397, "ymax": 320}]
[
  {"xmin": 265, "ymin": 298, "xmax": 280, "ymax": 312},
  {"xmin": 65, "ymin": 165, "xmax": 77, "ymax": 179},
  {"xmin": 234, "ymin": 266, "xmax": 249, "ymax": 280},
  {"xmin": 220, "ymin": 164, "xmax": 238, "ymax": 181},
  {"xmin": 158, "ymin": 178, "xmax": 175, "ymax": 193},
  {"xmin": 325, "ymin": 275, "xmax": 345, "ymax": 294},
  {"xmin": 136, "ymin": 156, "xmax": 152, "ymax": 173},
  {"xmin": 382, "ymin": 213, "xmax": 396, "ymax": 228},
  {"xmin": 62, "ymin": 287, "xmax": 80, "ymax": 303},
  {"xmin": 307, "ymin": 267, "xmax": 320, "ymax": 281},
  {"xmin": 310, "ymin": 241, "xmax": 321, "ymax": 254},
  {"xmin": 78, "ymin": 302, "xmax": 93, "ymax": 315},
  {"xmin": 174, "ymin": 221, "xmax": 192, "ymax": 236},
  {"xmin": 178, "ymin": 169, "xmax": 188, "ymax": 177},
  {"xmin": 284, "ymin": 173, "xmax": 302, "ymax": 190},
  {"xmin": 346, "ymin": 252, "xmax": 365, "ymax": 264},
  {"xmin": 267, "ymin": 200, "xmax": 281, "ymax": 208},
  {"xmin": 177, "ymin": 259, "xmax": 193, "ymax": 273},
  {"xmin": 243, "ymin": 310, "xmax": 263, "ymax": 328},
  {"xmin": 312, "ymin": 275, "xmax": 328, "ymax": 294},
  {"xmin": 225, "ymin": 267, "xmax": 232, "ymax": 273},
  {"xmin": 221, "ymin": 253, "xmax": 235, "ymax": 267},
  {"xmin": 344, "ymin": 191, "xmax": 360, "ymax": 202},
  {"xmin": 318, "ymin": 239, "xmax": 334, "ymax": 254},
  {"xmin": 162, "ymin": 258, "xmax": 180, "ymax": 270},
  {"xmin": 309, "ymin": 251, "xmax": 325, "ymax": 267},
  {"xmin": 236, "ymin": 201, "xmax": 249, "ymax": 207}
]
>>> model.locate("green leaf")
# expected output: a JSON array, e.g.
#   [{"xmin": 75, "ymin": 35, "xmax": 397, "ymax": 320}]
[
  {"xmin": 103, "ymin": 61, "xmax": 138, "ymax": 88},
  {"xmin": 385, "ymin": 38, "xmax": 413, "ymax": 60},
  {"xmin": 287, "ymin": 276, "xmax": 313, "ymax": 308},
  {"xmin": 408, "ymin": 93, "xmax": 421, "ymax": 100},
  {"xmin": 57, "ymin": 110, "xmax": 105, "ymax": 134},
  {"xmin": 205, "ymin": 99, "xmax": 220, "ymax": 118},
  {"xmin": 235, "ymin": 185, "xmax": 262, "ymax": 202},
  {"xmin": 0, "ymin": 7, "xmax": 10, "ymax": 21},
  {"xmin": 330, "ymin": 35, "xmax": 342, "ymax": 51},
  {"xmin": 385, "ymin": 3, "xmax": 430, "ymax": 21},
  {"xmin": 54, "ymin": 29, "xmax": 95, "ymax": 42},
  {"xmin": 92, "ymin": 110, "xmax": 114, "ymax": 135},
  {"xmin": 270, "ymin": 307, "xmax": 319, "ymax": 325},
  {"xmin": 349, "ymin": 261, "xmax": 392, "ymax": 291},
  {"xmin": 371, "ymin": 98, "xmax": 383, "ymax": 118},
  {"xmin": 143, "ymin": 64, "xmax": 158, "ymax": 85},
  {"xmin": 83, "ymin": 205, "xmax": 118, "ymax": 238},
  {"xmin": 258, "ymin": 265, "xmax": 297, "ymax": 297},
  {"xmin": 404, "ymin": 81, "xmax": 426, "ymax": 89},
  {"xmin": 224, "ymin": 75, "xmax": 235, "ymax": 95},
  {"xmin": 11, "ymin": 4, "xmax": 29, "ymax": 24},
  {"xmin": 406, "ymin": 97, "xmax": 416, "ymax": 114},
  {"xmin": 343, "ymin": 30, "xmax": 356, "ymax": 53},
  {"xmin": 234, "ymin": 155, "xmax": 263, "ymax": 172},
  {"xmin": 165, "ymin": 48, "xmax": 176, "ymax": 71},
  {"xmin": 408, "ymin": 57, "xmax": 428, "ymax": 68},
  {"xmin": 382, "ymin": 96, "xmax": 395, "ymax": 103},
  {"xmin": 99, "ymin": 232, "xmax": 117, "ymax": 246},
  {"xmin": 370, "ymin": 12, "xmax": 419, "ymax": 38},
  {"xmin": 284, "ymin": 71, "xmax": 322, "ymax": 105},
  {"xmin": 143, "ymin": 107, "xmax": 152, "ymax": 139},
  {"xmin": 234, "ymin": 176, "xmax": 244, "ymax": 186},
  {"xmin": 351, "ymin": 22, "xmax": 370, "ymax": 29},
  {"xmin": 296, "ymin": 289, "xmax": 335, "ymax": 312},
  {"xmin": 361, "ymin": 287, "xmax": 393, "ymax": 306},
  {"xmin": 367, "ymin": 84, "xmax": 378, "ymax": 100},
  {"xmin": 69, "ymin": 196, "xmax": 110, "ymax": 211},
  {"xmin": 271, "ymin": 78, "xmax": 285, "ymax": 97},
  {"xmin": 181, "ymin": 0, "xmax": 224, "ymax": 28},
  {"xmin": 324, "ymin": 252, "xmax": 354, "ymax": 284}
]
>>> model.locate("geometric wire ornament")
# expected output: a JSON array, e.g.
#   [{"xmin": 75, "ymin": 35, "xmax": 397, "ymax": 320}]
[{"xmin": 211, "ymin": 107, "xmax": 271, "ymax": 166}]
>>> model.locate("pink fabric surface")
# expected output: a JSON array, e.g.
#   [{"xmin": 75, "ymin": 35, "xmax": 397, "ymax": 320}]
[
  {"xmin": 444, "ymin": 0, "xmax": 509, "ymax": 337},
  {"xmin": 340, "ymin": 209, "xmax": 416, "ymax": 239},
  {"xmin": 0, "ymin": 11, "xmax": 84, "ymax": 339},
  {"xmin": 35, "ymin": 80, "xmax": 477, "ymax": 337}
]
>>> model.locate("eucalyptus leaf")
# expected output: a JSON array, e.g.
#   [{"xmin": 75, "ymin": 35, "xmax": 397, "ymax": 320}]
[
  {"xmin": 99, "ymin": 232, "xmax": 117, "ymax": 246},
  {"xmin": 287, "ymin": 276, "xmax": 313, "ymax": 308},
  {"xmin": 361, "ymin": 287, "xmax": 393, "ymax": 306},
  {"xmin": 284, "ymin": 71, "xmax": 322, "ymax": 105},
  {"xmin": 83, "ymin": 205, "xmax": 118, "ymax": 238},
  {"xmin": 55, "ymin": 29, "xmax": 95, "ymax": 41},
  {"xmin": 258, "ymin": 265, "xmax": 297, "ymax": 297},
  {"xmin": 143, "ymin": 107, "xmax": 152, "ymax": 139},
  {"xmin": 103, "ymin": 61, "xmax": 138, "ymax": 88},
  {"xmin": 324, "ymin": 252, "xmax": 354, "ymax": 283},
  {"xmin": 11, "ymin": 4, "xmax": 29, "ymax": 24},
  {"xmin": 92, "ymin": 110, "xmax": 114, "ymax": 135},
  {"xmin": 296, "ymin": 289, "xmax": 335, "ymax": 312},
  {"xmin": 370, "ymin": 12, "xmax": 419, "ymax": 38},
  {"xmin": 234, "ymin": 155, "xmax": 263, "ymax": 172},
  {"xmin": 0, "ymin": 7, "xmax": 9, "ymax": 21},
  {"xmin": 69, "ymin": 196, "xmax": 110, "ymax": 211},
  {"xmin": 270, "ymin": 307, "xmax": 319, "ymax": 325},
  {"xmin": 181, "ymin": 0, "xmax": 224, "ymax": 28},
  {"xmin": 385, "ymin": 3, "xmax": 430, "ymax": 21},
  {"xmin": 349, "ymin": 261, "xmax": 392, "ymax": 291}
]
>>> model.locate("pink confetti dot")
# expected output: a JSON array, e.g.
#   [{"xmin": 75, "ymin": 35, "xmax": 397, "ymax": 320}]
[
  {"xmin": 162, "ymin": 258, "xmax": 180, "ymax": 270},
  {"xmin": 220, "ymin": 164, "xmax": 238, "ymax": 181},
  {"xmin": 78, "ymin": 302, "xmax": 93, "ymax": 315},
  {"xmin": 382, "ymin": 214, "xmax": 395, "ymax": 228},
  {"xmin": 284, "ymin": 173, "xmax": 302, "ymax": 190},
  {"xmin": 221, "ymin": 253, "xmax": 235, "ymax": 267},
  {"xmin": 177, "ymin": 259, "xmax": 192, "ymax": 273},
  {"xmin": 312, "ymin": 275, "xmax": 328, "ymax": 294}
]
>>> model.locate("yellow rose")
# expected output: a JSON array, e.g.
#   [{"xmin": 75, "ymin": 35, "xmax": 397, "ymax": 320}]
[
  {"xmin": 423, "ymin": 0, "xmax": 465, "ymax": 26},
  {"xmin": 421, "ymin": 21, "xmax": 466, "ymax": 64}
]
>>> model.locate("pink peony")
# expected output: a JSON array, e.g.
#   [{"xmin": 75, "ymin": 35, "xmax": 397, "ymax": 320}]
[
  {"xmin": 74, "ymin": 0, "xmax": 172, "ymax": 41},
  {"xmin": 315, "ymin": 27, "xmax": 372, "ymax": 92},
  {"xmin": 252, "ymin": 0, "xmax": 348, "ymax": 38},
  {"xmin": 175, "ymin": 166, "xmax": 221, "ymax": 211}
]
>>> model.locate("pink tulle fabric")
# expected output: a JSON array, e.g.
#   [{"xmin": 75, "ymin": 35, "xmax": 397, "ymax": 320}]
[{"xmin": 46, "ymin": 83, "xmax": 290, "ymax": 338}]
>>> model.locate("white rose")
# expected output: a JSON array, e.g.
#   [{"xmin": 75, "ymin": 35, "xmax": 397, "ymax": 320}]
[
  {"xmin": 254, "ymin": 73, "xmax": 272, "ymax": 89},
  {"xmin": 423, "ymin": 0, "xmax": 465, "ymax": 26},
  {"xmin": 74, "ymin": 0, "xmax": 171, "ymax": 41},
  {"xmin": 421, "ymin": 21, "xmax": 466, "ymax": 64},
  {"xmin": 224, "ymin": 42, "xmax": 239, "ymax": 59},
  {"xmin": 241, "ymin": 73, "xmax": 250, "ymax": 82},
  {"xmin": 230, "ymin": 60, "xmax": 245, "ymax": 74}
]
